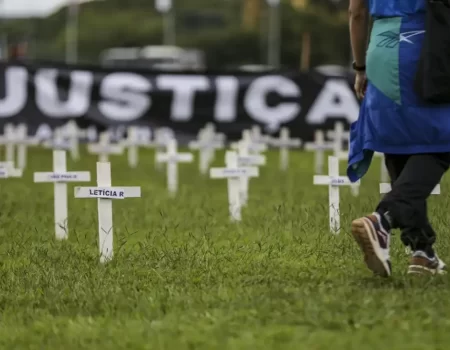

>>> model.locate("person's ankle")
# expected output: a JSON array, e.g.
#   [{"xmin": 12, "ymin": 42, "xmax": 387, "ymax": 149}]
[
  {"xmin": 375, "ymin": 210, "xmax": 391, "ymax": 231},
  {"xmin": 413, "ymin": 244, "xmax": 435, "ymax": 259}
]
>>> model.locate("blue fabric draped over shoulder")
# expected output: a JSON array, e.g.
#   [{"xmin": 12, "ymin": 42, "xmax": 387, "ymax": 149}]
[{"xmin": 347, "ymin": 0, "xmax": 450, "ymax": 182}]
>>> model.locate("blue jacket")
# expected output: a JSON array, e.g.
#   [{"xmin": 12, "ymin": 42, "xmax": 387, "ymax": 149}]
[
  {"xmin": 347, "ymin": 0, "xmax": 450, "ymax": 181},
  {"xmin": 368, "ymin": 0, "xmax": 425, "ymax": 17}
]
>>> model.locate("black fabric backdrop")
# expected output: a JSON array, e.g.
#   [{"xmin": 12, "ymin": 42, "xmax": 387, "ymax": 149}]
[{"xmin": 0, "ymin": 61, "xmax": 358, "ymax": 141}]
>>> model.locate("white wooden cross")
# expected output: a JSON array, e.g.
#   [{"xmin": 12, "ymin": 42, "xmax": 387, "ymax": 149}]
[
  {"xmin": 125, "ymin": 126, "xmax": 139, "ymax": 168},
  {"xmin": 210, "ymin": 151, "xmax": 259, "ymax": 222},
  {"xmin": 250, "ymin": 125, "xmax": 270, "ymax": 145},
  {"xmin": 270, "ymin": 127, "xmax": 302, "ymax": 171},
  {"xmin": 88, "ymin": 131, "xmax": 123, "ymax": 162},
  {"xmin": 43, "ymin": 128, "xmax": 72, "ymax": 151},
  {"xmin": 304, "ymin": 130, "xmax": 334, "ymax": 175},
  {"xmin": 74, "ymin": 162, "xmax": 141, "ymax": 263},
  {"xmin": 34, "ymin": 150, "xmax": 91, "ymax": 240},
  {"xmin": 121, "ymin": 126, "xmax": 152, "ymax": 168},
  {"xmin": 0, "ymin": 161, "xmax": 23, "ymax": 178},
  {"xmin": 313, "ymin": 156, "xmax": 360, "ymax": 234},
  {"xmin": 236, "ymin": 139, "xmax": 265, "ymax": 206},
  {"xmin": 188, "ymin": 129, "xmax": 224, "ymax": 175},
  {"xmin": 380, "ymin": 183, "xmax": 441, "ymax": 195},
  {"xmin": 202, "ymin": 123, "xmax": 226, "ymax": 163},
  {"xmin": 15, "ymin": 124, "xmax": 40, "ymax": 170},
  {"xmin": 153, "ymin": 129, "xmax": 174, "ymax": 171},
  {"xmin": 326, "ymin": 122, "xmax": 350, "ymax": 159},
  {"xmin": 84, "ymin": 125, "xmax": 98, "ymax": 143},
  {"xmin": 231, "ymin": 130, "xmax": 267, "ymax": 154},
  {"xmin": 204, "ymin": 122, "xmax": 226, "ymax": 143},
  {"xmin": 61, "ymin": 120, "xmax": 86, "ymax": 161},
  {"xmin": 374, "ymin": 152, "xmax": 389, "ymax": 182},
  {"xmin": 0, "ymin": 124, "xmax": 17, "ymax": 165},
  {"xmin": 156, "ymin": 138, "xmax": 194, "ymax": 196}
]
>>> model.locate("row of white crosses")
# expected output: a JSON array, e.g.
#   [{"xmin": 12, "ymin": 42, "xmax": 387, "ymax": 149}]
[
  {"xmin": 327, "ymin": 121, "xmax": 349, "ymax": 161},
  {"xmin": 314, "ymin": 155, "xmax": 441, "ymax": 234},
  {"xmin": 0, "ymin": 161, "xmax": 22, "ymax": 178},
  {"xmin": 0, "ymin": 123, "xmax": 40, "ymax": 169},
  {"xmin": 270, "ymin": 128, "xmax": 302, "ymax": 171},
  {"xmin": 314, "ymin": 156, "xmax": 360, "ymax": 233},
  {"xmin": 0, "ymin": 124, "xmax": 16, "ymax": 164},
  {"xmin": 33, "ymin": 137, "xmax": 141, "ymax": 263},
  {"xmin": 310, "ymin": 122, "xmax": 391, "ymax": 233},
  {"xmin": 305, "ymin": 122, "xmax": 352, "ymax": 175},
  {"xmin": 210, "ymin": 129, "xmax": 266, "ymax": 221},
  {"xmin": 64, "ymin": 122, "xmax": 153, "ymax": 168},
  {"xmin": 210, "ymin": 151, "xmax": 259, "ymax": 221},
  {"xmin": 0, "ymin": 121, "xmax": 324, "ymax": 177},
  {"xmin": 188, "ymin": 123, "xmax": 302, "ymax": 179},
  {"xmin": 308, "ymin": 121, "xmax": 389, "ymax": 182},
  {"xmin": 121, "ymin": 126, "xmax": 156, "ymax": 168},
  {"xmin": 231, "ymin": 130, "xmax": 267, "ymax": 205},
  {"xmin": 155, "ymin": 123, "xmax": 231, "ymax": 196},
  {"xmin": 325, "ymin": 123, "xmax": 360, "ymax": 196},
  {"xmin": 60, "ymin": 120, "xmax": 87, "ymax": 161},
  {"xmin": 207, "ymin": 125, "xmax": 303, "ymax": 222},
  {"xmin": 0, "ymin": 122, "xmax": 83, "ymax": 171},
  {"xmin": 305, "ymin": 130, "xmax": 333, "ymax": 174},
  {"xmin": 248, "ymin": 125, "xmax": 303, "ymax": 171},
  {"xmin": 156, "ymin": 138, "xmax": 194, "ymax": 196},
  {"xmin": 324, "ymin": 123, "xmax": 360, "ymax": 197},
  {"xmin": 231, "ymin": 129, "xmax": 267, "ymax": 154},
  {"xmin": 235, "ymin": 135, "xmax": 266, "ymax": 206},
  {"xmin": 188, "ymin": 125, "xmax": 225, "ymax": 175},
  {"xmin": 0, "ymin": 121, "xmax": 155, "ymax": 170},
  {"xmin": 88, "ymin": 131, "xmax": 124, "ymax": 163}
]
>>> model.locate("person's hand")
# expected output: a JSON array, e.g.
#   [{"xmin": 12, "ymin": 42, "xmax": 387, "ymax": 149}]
[{"xmin": 354, "ymin": 71, "xmax": 367, "ymax": 100}]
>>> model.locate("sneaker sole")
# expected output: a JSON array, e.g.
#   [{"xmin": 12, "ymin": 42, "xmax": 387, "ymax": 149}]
[
  {"xmin": 407, "ymin": 265, "xmax": 437, "ymax": 275},
  {"xmin": 351, "ymin": 218, "xmax": 391, "ymax": 277},
  {"xmin": 408, "ymin": 265, "xmax": 447, "ymax": 275}
]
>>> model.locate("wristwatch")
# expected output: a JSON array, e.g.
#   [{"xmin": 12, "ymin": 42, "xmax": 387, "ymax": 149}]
[{"xmin": 352, "ymin": 61, "xmax": 366, "ymax": 72}]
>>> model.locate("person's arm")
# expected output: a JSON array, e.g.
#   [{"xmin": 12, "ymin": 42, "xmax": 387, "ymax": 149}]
[{"xmin": 349, "ymin": 0, "xmax": 369, "ymax": 67}]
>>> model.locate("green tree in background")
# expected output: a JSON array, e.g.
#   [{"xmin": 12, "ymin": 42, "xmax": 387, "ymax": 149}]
[{"xmin": 2, "ymin": 0, "xmax": 350, "ymax": 69}]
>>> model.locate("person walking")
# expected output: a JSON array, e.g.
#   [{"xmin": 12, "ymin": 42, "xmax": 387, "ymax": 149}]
[{"xmin": 347, "ymin": 0, "xmax": 449, "ymax": 277}]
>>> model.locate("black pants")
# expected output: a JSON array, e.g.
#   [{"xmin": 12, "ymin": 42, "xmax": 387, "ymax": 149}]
[{"xmin": 376, "ymin": 153, "xmax": 450, "ymax": 253}]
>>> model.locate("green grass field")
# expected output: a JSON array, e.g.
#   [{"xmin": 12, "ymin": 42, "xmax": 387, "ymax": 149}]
[{"xmin": 1, "ymin": 147, "xmax": 450, "ymax": 350}]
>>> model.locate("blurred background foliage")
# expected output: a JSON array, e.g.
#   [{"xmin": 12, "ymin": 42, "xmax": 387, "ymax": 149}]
[{"xmin": 1, "ymin": 0, "xmax": 350, "ymax": 69}]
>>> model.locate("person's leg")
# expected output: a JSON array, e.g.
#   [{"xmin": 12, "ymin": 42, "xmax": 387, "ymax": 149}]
[
  {"xmin": 350, "ymin": 154, "xmax": 408, "ymax": 277},
  {"xmin": 351, "ymin": 153, "xmax": 450, "ymax": 277},
  {"xmin": 379, "ymin": 155, "xmax": 440, "ymax": 258},
  {"xmin": 377, "ymin": 153, "xmax": 450, "ymax": 254},
  {"xmin": 376, "ymin": 153, "xmax": 450, "ymax": 274},
  {"xmin": 376, "ymin": 154, "xmax": 435, "ymax": 252},
  {"xmin": 383, "ymin": 154, "xmax": 409, "ymax": 184}
]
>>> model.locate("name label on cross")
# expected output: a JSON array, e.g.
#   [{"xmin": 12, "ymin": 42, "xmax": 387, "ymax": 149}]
[
  {"xmin": 330, "ymin": 177, "xmax": 346, "ymax": 185},
  {"xmin": 222, "ymin": 169, "xmax": 253, "ymax": 176},
  {"xmin": 50, "ymin": 142, "xmax": 71, "ymax": 150},
  {"xmin": 49, "ymin": 173, "xmax": 80, "ymax": 180},
  {"xmin": 168, "ymin": 156, "xmax": 190, "ymax": 162},
  {"xmin": 89, "ymin": 188, "xmax": 125, "ymax": 199},
  {"xmin": 237, "ymin": 156, "xmax": 265, "ymax": 164}
]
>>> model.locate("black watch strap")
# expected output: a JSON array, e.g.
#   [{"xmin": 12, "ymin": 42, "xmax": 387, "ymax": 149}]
[{"xmin": 352, "ymin": 61, "xmax": 366, "ymax": 72}]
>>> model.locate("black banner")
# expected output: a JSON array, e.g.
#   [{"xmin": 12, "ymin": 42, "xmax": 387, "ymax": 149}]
[{"xmin": 0, "ymin": 62, "xmax": 359, "ymax": 141}]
